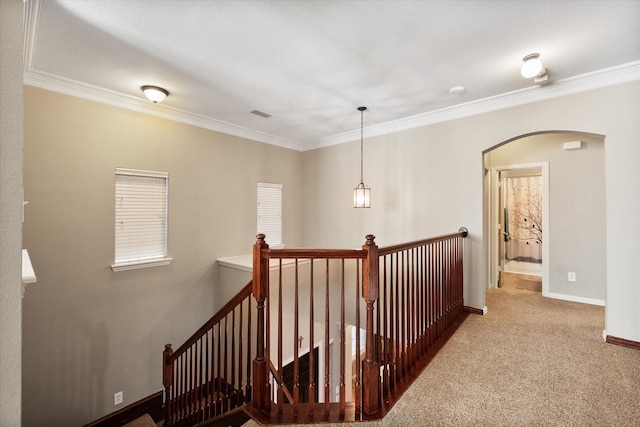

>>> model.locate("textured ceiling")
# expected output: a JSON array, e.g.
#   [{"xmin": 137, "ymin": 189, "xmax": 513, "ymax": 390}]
[{"xmin": 24, "ymin": 0, "xmax": 640, "ymax": 150}]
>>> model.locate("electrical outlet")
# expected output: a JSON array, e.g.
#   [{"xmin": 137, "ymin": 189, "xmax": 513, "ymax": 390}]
[
  {"xmin": 568, "ymin": 272, "xmax": 576, "ymax": 282},
  {"xmin": 114, "ymin": 391, "xmax": 123, "ymax": 406}
]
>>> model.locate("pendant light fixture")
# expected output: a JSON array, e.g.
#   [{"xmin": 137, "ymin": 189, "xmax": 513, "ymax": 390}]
[{"xmin": 353, "ymin": 106, "xmax": 371, "ymax": 208}]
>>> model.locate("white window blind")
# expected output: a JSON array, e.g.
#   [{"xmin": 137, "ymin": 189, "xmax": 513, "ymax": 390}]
[
  {"xmin": 257, "ymin": 182, "xmax": 283, "ymax": 247},
  {"xmin": 113, "ymin": 168, "xmax": 171, "ymax": 271}
]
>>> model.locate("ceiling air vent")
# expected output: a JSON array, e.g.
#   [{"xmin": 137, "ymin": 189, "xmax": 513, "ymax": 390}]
[{"xmin": 250, "ymin": 110, "xmax": 272, "ymax": 118}]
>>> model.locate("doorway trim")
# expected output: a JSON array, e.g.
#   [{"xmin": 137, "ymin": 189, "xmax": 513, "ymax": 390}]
[{"xmin": 488, "ymin": 161, "xmax": 549, "ymax": 296}]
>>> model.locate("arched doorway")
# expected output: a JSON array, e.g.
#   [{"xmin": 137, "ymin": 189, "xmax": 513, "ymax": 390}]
[{"xmin": 483, "ymin": 131, "xmax": 607, "ymax": 305}]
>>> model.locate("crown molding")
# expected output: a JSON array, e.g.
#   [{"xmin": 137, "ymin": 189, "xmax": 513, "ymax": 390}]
[
  {"xmin": 24, "ymin": 61, "xmax": 639, "ymax": 153},
  {"xmin": 304, "ymin": 60, "xmax": 640, "ymax": 151},
  {"xmin": 23, "ymin": 69, "xmax": 303, "ymax": 151},
  {"xmin": 23, "ymin": 0, "xmax": 639, "ymax": 152}
]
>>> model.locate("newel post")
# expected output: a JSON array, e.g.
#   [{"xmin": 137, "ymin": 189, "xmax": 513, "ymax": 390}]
[
  {"xmin": 362, "ymin": 234, "xmax": 380, "ymax": 414},
  {"xmin": 252, "ymin": 234, "xmax": 270, "ymax": 412},
  {"xmin": 163, "ymin": 344, "xmax": 174, "ymax": 423}
]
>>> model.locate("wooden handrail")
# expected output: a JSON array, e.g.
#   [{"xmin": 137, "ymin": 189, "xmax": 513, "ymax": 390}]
[
  {"xmin": 264, "ymin": 248, "xmax": 366, "ymax": 259},
  {"xmin": 167, "ymin": 281, "xmax": 253, "ymax": 363},
  {"xmin": 378, "ymin": 228, "xmax": 468, "ymax": 256},
  {"xmin": 268, "ymin": 360, "xmax": 294, "ymax": 404}
]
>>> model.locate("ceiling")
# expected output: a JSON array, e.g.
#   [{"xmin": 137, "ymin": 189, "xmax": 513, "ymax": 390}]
[{"xmin": 24, "ymin": 0, "xmax": 640, "ymax": 151}]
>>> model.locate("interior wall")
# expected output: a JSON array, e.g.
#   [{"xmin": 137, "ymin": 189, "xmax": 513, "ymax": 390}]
[
  {"xmin": 486, "ymin": 133, "xmax": 606, "ymax": 302},
  {"xmin": 0, "ymin": 0, "xmax": 23, "ymax": 424},
  {"xmin": 22, "ymin": 87, "xmax": 303, "ymax": 426},
  {"xmin": 302, "ymin": 81, "xmax": 640, "ymax": 342}
]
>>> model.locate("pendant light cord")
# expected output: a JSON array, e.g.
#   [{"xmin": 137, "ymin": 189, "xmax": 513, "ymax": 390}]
[{"xmin": 358, "ymin": 106, "xmax": 366, "ymax": 184}]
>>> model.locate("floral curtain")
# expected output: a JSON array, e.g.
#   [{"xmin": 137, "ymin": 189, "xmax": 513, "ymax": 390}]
[{"xmin": 504, "ymin": 175, "xmax": 542, "ymax": 263}]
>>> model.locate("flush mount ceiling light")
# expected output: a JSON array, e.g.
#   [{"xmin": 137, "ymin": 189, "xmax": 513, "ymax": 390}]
[
  {"xmin": 449, "ymin": 85, "xmax": 465, "ymax": 95},
  {"xmin": 353, "ymin": 106, "xmax": 371, "ymax": 208},
  {"xmin": 141, "ymin": 85, "xmax": 169, "ymax": 103},
  {"xmin": 520, "ymin": 53, "xmax": 548, "ymax": 84}
]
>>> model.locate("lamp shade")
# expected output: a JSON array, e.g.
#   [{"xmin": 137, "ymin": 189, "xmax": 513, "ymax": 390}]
[
  {"xmin": 141, "ymin": 85, "xmax": 169, "ymax": 103},
  {"xmin": 353, "ymin": 182, "xmax": 371, "ymax": 208}
]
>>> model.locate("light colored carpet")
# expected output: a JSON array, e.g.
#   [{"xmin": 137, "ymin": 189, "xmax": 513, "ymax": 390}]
[{"xmin": 244, "ymin": 287, "xmax": 640, "ymax": 426}]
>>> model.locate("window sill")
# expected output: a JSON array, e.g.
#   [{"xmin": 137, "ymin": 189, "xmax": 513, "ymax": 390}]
[{"xmin": 111, "ymin": 257, "xmax": 173, "ymax": 272}]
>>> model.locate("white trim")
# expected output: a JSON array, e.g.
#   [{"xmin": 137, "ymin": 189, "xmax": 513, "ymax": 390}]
[
  {"xmin": 547, "ymin": 292, "xmax": 605, "ymax": 307},
  {"xmin": 22, "ymin": 69, "xmax": 303, "ymax": 152},
  {"xmin": 488, "ymin": 162, "xmax": 549, "ymax": 297},
  {"xmin": 21, "ymin": 1, "xmax": 640, "ymax": 153},
  {"xmin": 116, "ymin": 168, "xmax": 168, "ymax": 179},
  {"xmin": 111, "ymin": 257, "xmax": 173, "ymax": 272},
  {"xmin": 22, "ymin": 249, "xmax": 37, "ymax": 284},
  {"xmin": 305, "ymin": 61, "xmax": 640, "ymax": 151}
]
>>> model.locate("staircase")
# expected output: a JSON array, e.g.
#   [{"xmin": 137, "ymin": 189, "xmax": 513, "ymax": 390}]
[{"xmin": 162, "ymin": 229, "xmax": 469, "ymax": 426}]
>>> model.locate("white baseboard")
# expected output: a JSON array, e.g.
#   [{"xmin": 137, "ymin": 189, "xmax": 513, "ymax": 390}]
[{"xmin": 546, "ymin": 292, "xmax": 605, "ymax": 306}]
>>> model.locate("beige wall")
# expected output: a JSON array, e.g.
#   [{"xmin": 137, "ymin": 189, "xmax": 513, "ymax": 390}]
[
  {"xmin": 302, "ymin": 81, "xmax": 640, "ymax": 342},
  {"xmin": 486, "ymin": 132, "xmax": 606, "ymax": 302},
  {"xmin": 0, "ymin": 1, "xmax": 23, "ymax": 424},
  {"xmin": 19, "ymin": 77, "xmax": 640, "ymax": 425},
  {"xmin": 22, "ymin": 87, "xmax": 302, "ymax": 425}
]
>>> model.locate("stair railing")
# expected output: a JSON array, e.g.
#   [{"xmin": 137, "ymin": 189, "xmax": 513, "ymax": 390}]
[
  {"xmin": 163, "ymin": 281, "xmax": 255, "ymax": 427},
  {"xmin": 163, "ymin": 228, "xmax": 468, "ymax": 426},
  {"xmin": 250, "ymin": 228, "xmax": 468, "ymax": 423}
]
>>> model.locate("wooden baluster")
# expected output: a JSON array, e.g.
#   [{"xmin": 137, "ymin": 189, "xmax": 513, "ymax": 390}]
[
  {"xmin": 238, "ymin": 303, "xmax": 244, "ymax": 405},
  {"xmin": 293, "ymin": 259, "xmax": 300, "ymax": 417},
  {"xmin": 419, "ymin": 245, "xmax": 425, "ymax": 355},
  {"xmin": 324, "ymin": 259, "xmax": 330, "ymax": 417},
  {"xmin": 400, "ymin": 250, "xmax": 407, "ymax": 378},
  {"xmin": 393, "ymin": 252, "xmax": 400, "ymax": 383},
  {"xmin": 196, "ymin": 339, "xmax": 202, "ymax": 422},
  {"xmin": 182, "ymin": 351, "xmax": 187, "ymax": 425},
  {"xmin": 381, "ymin": 255, "xmax": 389, "ymax": 400},
  {"xmin": 205, "ymin": 330, "xmax": 211, "ymax": 417},
  {"xmin": 252, "ymin": 234, "xmax": 269, "ymax": 413},
  {"xmin": 437, "ymin": 240, "xmax": 443, "ymax": 338},
  {"xmin": 246, "ymin": 296, "xmax": 252, "ymax": 402},
  {"xmin": 222, "ymin": 316, "xmax": 228, "ymax": 411},
  {"xmin": 308, "ymin": 259, "xmax": 316, "ymax": 415},
  {"xmin": 339, "ymin": 259, "xmax": 346, "ymax": 416},
  {"xmin": 354, "ymin": 259, "xmax": 361, "ymax": 414},
  {"xmin": 428, "ymin": 243, "xmax": 435, "ymax": 347},
  {"xmin": 231, "ymin": 309, "xmax": 237, "ymax": 408},
  {"xmin": 389, "ymin": 254, "xmax": 397, "ymax": 389},
  {"xmin": 215, "ymin": 323, "xmax": 221, "ymax": 415},
  {"xmin": 410, "ymin": 247, "xmax": 415, "ymax": 369},
  {"xmin": 277, "ymin": 261, "xmax": 283, "ymax": 417},
  {"xmin": 362, "ymin": 234, "xmax": 380, "ymax": 415}
]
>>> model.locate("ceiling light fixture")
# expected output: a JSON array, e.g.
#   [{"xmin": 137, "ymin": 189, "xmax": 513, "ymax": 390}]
[
  {"xmin": 353, "ymin": 106, "xmax": 371, "ymax": 208},
  {"xmin": 141, "ymin": 85, "xmax": 169, "ymax": 103},
  {"xmin": 520, "ymin": 53, "xmax": 548, "ymax": 84},
  {"xmin": 449, "ymin": 85, "xmax": 465, "ymax": 95}
]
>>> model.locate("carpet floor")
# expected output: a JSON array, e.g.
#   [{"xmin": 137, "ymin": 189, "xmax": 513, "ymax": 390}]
[{"xmin": 245, "ymin": 287, "xmax": 640, "ymax": 426}]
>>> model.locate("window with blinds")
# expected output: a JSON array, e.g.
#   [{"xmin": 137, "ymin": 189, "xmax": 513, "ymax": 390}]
[
  {"xmin": 112, "ymin": 168, "xmax": 172, "ymax": 271},
  {"xmin": 257, "ymin": 182, "xmax": 283, "ymax": 247}
]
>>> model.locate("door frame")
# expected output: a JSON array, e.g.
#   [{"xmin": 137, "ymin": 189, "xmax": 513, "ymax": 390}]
[{"xmin": 488, "ymin": 162, "xmax": 549, "ymax": 295}]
